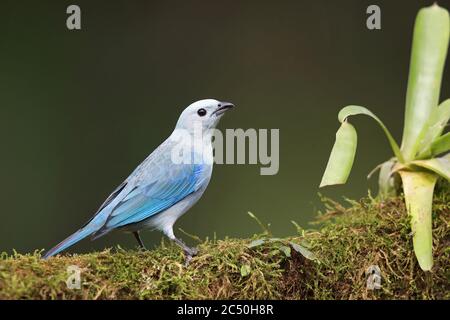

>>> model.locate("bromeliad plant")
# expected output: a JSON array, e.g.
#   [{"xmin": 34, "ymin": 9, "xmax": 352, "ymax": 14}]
[{"xmin": 319, "ymin": 4, "xmax": 450, "ymax": 271}]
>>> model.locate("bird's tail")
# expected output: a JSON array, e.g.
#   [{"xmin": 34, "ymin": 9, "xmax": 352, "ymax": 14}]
[{"xmin": 42, "ymin": 226, "xmax": 93, "ymax": 259}]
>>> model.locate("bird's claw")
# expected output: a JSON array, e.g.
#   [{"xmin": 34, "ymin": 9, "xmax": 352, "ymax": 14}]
[
  {"xmin": 188, "ymin": 246, "xmax": 198, "ymax": 256},
  {"xmin": 183, "ymin": 247, "xmax": 198, "ymax": 266},
  {"xmin": 184, "ymin": 255, "xmax": 193, "ymax": 266}
]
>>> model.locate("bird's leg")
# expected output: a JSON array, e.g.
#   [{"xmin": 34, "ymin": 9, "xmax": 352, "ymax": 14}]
[
  {"xmin": 133, "ymin": 231, "xmax": 147, "ymax": 250},
  {"xmin": 171, "ymin": 236, "xmax": 198, "ymax": 265}
]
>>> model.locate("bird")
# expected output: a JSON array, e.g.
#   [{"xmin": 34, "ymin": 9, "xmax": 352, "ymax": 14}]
[{"xmin": 43, "ymin": 99, "xmax": 235, "ymax": 263}]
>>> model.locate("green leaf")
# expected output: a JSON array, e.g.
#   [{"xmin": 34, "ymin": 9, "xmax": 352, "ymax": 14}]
[
  {"xmin": 401, "ymin": 5, "xmax": 450, "ymax": 161},
  {"xmin": 247, "ymin": 239, "xmax": 265, "ymax": 248},
  {"xmin": 411, "ymin": 153, "xmax": 450, "ymax": 181},
  {"xmin": 338, "ymin": 105, "xmax": 404, "ymax": 162},
  {"xmin": 240, "ymin": 264, "xmax": 251, "ymax": 277},
  {"xmin": 399, "ymin": 171, "xmax": 438, "ymax": 271},
  {"xmin": 320, "ymin": 121, "xmax": 357, "ymax": 187},
  {"xmin": 378, "ymin": 159, "xmax": 398, "ymax": 198},
  {"xmin": 417, "ymin": 100, "xmax": 450, "ymax": 157},
  {"xmin": 430, "ymin": 133, "xmax": 450, "ymax": 156},
  {"xmin": 290, "ymin": 242, "xmax": 316, "ymax": 261},
  {"xmin": 279, "ymin": 246, "xmax": 291, "ymax": 257}
]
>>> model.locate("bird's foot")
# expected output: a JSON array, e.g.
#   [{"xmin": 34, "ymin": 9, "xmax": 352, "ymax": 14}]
[
  {"xmin": 137, "ymin": 245, "xmax": 147, "ymax": 251},
  {"xmin": 171, "ymin": 236, "xmax": 198, "ymax": 266},
  {"xmin": 183, "ymin": 246, "xmax": 198, "ymax": 266},
  {"xmin": 186, "ymin": 246, "xmax": 198, "ymax": 256},
  {"xmin": 133, "ymin": 231, "xmax": 147, "ymax": 251}
]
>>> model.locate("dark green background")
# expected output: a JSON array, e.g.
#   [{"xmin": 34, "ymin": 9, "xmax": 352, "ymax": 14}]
[{"xmin": 1, "ymin": 0, "xmax": 449, "ymax": 254}]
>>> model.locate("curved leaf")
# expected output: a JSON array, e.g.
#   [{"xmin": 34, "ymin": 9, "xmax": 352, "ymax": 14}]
[
  {"xmin": 290, "ymin": 242, "xmax": 316, "ymax": 261},
  {"xmin": 320, "ymin": 121, "xmax": 357, "ymax": 187},
  {"xmin": 378, "ymin": 159, "xmax": 398, "ymax": 198},
  {"xmin": 411, "ymin": 153, "xmax": 450, "ymax": 181},
  {"xmin": 247, "ymin": 239, "xmax": 265, "ymax": 248},
  {"xmin": 399, "ymin": 171, "xmax": 438, "ymax": 271},
  {"xmin": 338, "ymin": 105, "xmax": 404, "ymax": 163},
  {"xmin": 417, "ymin": 99, "xmax": 450, "ymax": 157},
  {"xmin": 401, "ymin": 5, "xmax": 450, "ymax": 161},
  {"xmin": 430, "ymin": 132, "xmax": 450, "ymax": 156}
]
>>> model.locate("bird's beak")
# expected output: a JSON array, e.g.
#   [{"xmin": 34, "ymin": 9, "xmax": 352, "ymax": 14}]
[{"xmin": 213, "ymin": 101, "xmax": 235, "ymax": 116}]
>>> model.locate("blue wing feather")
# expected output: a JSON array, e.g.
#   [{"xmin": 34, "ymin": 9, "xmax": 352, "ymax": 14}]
[{"xmin": 99, "ymin": 163, "xmax": 205, "ymax": 232}]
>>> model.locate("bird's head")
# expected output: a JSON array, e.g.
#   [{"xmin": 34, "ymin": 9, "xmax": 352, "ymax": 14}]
[{"xmin": 175, "ymin": 99, "xmax": 235, "ymax": 133}]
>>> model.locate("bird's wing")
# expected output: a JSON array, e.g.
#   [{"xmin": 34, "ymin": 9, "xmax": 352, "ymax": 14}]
[
  {"xmin": 79, "ymin": 180, "xmax": 128, "ymax": 230},
  {"xmin": 96, "ymin": 162, "xmax": 208, "ymax": 234},
  {"xmin": 96, "ymin": 181, "xmax": 128, "ymax": 214}
]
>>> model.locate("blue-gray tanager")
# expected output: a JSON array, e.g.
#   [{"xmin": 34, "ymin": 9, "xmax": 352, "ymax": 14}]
[{"xmin": 43, "ymin": 99, "xmax": 234, "ymax": 261}]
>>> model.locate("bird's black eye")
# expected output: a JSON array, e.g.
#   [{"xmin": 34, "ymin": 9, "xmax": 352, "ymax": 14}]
[{"xmin": 197, "ymin": 108, "xmax": 207, "ymax": 117}]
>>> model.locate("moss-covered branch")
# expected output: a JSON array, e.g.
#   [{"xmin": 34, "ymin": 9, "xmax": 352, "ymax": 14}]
[{"xmin": 1, "ymin": 183, "xmax": 448, "ymax": 300}]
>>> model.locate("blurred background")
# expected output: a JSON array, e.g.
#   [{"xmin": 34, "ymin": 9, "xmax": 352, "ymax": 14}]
[{"xmin": 1, "ymin": 0, "xmax": 449, "ymax": 254}]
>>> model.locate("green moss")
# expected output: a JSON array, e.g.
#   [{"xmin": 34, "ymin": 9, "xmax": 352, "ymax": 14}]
[
  {"xmin": 1, "ymin": 182, "xmax": 448, "ymax": 300},
  {"xmin": 286, "ymin": 186, "xmax": 449, "ymax": 299}
]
